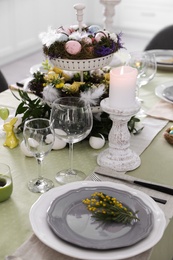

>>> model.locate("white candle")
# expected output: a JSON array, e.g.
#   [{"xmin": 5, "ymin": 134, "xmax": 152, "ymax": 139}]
[{"xmin": 109, "ymin": 66, "xmax": 137, "ymax": 109}]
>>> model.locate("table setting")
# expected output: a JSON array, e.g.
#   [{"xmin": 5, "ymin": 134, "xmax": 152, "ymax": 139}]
[
  {"xmin": 1, "ymin": 3, "xmax": 173, "ymax": 260},
  {"xmin": 2, "ymin": 65, "xmax": 173, "ymax": 260}
]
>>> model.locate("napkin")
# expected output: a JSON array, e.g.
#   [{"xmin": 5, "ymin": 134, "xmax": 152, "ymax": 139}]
[
  {"xmin": 146, "ymin": 100, "xmax": 173, "ymax": 121},
  {"xmin": 6, "ymin": 233, "xmax": 152, "ymax": 260}
]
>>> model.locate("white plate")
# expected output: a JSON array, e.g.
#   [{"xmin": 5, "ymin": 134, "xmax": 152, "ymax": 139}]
[
  {"xmin": 29, "ymin": 181, "xmax": 166, "ymax": 260},
  {"xmin": 147, "ymin": 50, "xmax": 173, "ymax": 71},
  {"xmin": 155, "ymin": 81, "xmax": 173, "ymax": 104}
]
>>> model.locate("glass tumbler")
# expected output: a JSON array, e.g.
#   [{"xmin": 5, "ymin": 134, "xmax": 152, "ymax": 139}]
[{"xmin": 0, "ymin": 163, "xmax": 13, "ymax": 202}]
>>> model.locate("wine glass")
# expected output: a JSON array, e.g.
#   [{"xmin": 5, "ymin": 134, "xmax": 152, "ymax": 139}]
[
  {"xmin": 50, "ymin": 97, "xmax": 93, "ymax": 184},
  {"xmin": 23, "ymin": 118, "xmax": 55, "ymax": 193},
  {"xmin": 127, "ymin": 51, "xmax": 157, "ymax": 100},
  {"xmin": 127, "ymin": 51, "xmax": 157, "ymax": 116}
]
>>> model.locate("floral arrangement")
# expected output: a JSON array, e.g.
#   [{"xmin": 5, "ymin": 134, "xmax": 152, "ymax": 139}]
[
  {"xmin": 39, "ymin": 24, "xmax": 123, "ymax": 60},
  {"xmin": 82, "ymin": 192, "xmax": 139, "ymax": 224},
  {"xmin": 24, "ymin": 60, "xmax": 110, "ymax": 105},
  {"xmin": 15, "ymin": 66, "xmax": 141, "ymax": 141},
  {"xmin": 14, "ymin": 61, "xmax": 141, "ymax": 138}
]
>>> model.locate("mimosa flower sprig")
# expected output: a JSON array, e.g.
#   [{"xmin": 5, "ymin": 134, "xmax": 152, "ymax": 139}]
[{"xmin": 82, "ymin": 192, "xmax": 139, "ymax": 224}]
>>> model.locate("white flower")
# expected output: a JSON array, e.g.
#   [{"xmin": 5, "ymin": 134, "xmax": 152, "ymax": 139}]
[
  {"xmin": 90, "ymin": 69, "xmax": 104, "ymax": 77},
  {"xmin": 39, "ymin": 27, "xmax": 60, "ymax": 47},
  {"xmin": 110, "ymin": 32, "xmax": 118, "ymax": 42},
  {"xmin": 69, "ymin": 31, "xmax": 82, "ymax": 41},
  {"xmin": 80, "ymin": 84, "xmax": 105, "ymax": 106},
  {"xmin": 42, "ymin": 85, "xmax": 59, "ymax": 103}
]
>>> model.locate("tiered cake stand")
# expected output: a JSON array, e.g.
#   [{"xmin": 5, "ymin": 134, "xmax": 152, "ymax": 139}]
[{"xmin": 49, "ymin": 3, "xmax": 113, "ymax": 81}]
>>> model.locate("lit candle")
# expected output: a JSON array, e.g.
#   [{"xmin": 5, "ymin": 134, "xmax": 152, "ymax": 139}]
[{"xmin": 109, "ymin": 66, "xmax": 138, "ymax": 109}]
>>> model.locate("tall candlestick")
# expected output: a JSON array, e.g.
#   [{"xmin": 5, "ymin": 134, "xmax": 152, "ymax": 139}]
[{"xmin": 109, "ymin": 66, "xmax": 137, "ymax": 109}]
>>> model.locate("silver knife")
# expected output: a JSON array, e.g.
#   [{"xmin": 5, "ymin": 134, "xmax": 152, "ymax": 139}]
[{"xmin": 95, "ymin": 171, "xmax": 173, "ymax": 195}]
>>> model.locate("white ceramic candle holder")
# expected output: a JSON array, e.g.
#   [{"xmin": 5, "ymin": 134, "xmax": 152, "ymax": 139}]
[{"xmin": 97, "ymin": 98, "xmax": 141, "ymax": 171}]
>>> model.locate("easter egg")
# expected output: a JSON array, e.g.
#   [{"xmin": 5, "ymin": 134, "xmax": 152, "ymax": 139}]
[
  {"xmin": 170, "ymin": 125, "xmax": 173, "ymax": 131},
  {"xmin": 95, "ymin": 31, "xmax": 107, "ymax": 42},
  {"xmin": 89, "ymin": 134, "xmax": 105, "ymax": 149},
  {"xmin": 65, "ymin": 40, "xmax": 82, "ymax": 55},
  {"xmin": 58, "ymin": 27, "xmax": 71, "ymax": 35},
  {"xmin": 45, "ymin": 133, "xmax": 66, "ymax": 150},
  {"xmin": 169, "ymin": 130, "xmax": 173, "ymax": 134},
  {"xmin": 20, "ymin": 140, "xmax": 34, "ymax": 157},
  {"xmin": 82, "ymin": 37, "xmax": 92, "ymax": 44},
  {"xmin": 28, "ymin": 138, "xmax": 39, "ymax": 148},
  {"xmin": 0, "ymin": 107, "xmax": 9, "ymax": 120},
  {"xmin": 52, "ymin": 137, "xmax": 66, "ymax": 150},
  {"xmin": 57, "ymin": 32, "xmax": 69, "ymax": 42},
  {"xmin": 88, "ymin": 25, "xmax": 102, "ymax": 34}
]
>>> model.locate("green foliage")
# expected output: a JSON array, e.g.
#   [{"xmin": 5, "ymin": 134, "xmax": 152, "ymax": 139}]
[
  {"xmin": 13, "ymin": 90, "xmax": 141, "ymax": 137},
  {"xmin": 14, "ymin": 90, "xmax": 51, "ymax": 131}
]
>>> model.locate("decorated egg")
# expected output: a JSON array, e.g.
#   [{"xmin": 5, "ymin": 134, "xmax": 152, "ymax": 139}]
[
  {"xmin": 57, "ymin": 27, "xmax": 72, "ymax": 35},
  {"xmin": 170, "ymin": 125, "xmax": 173, "ymax": 131},
  {"xmin": 88, "ymin": 25, "xmax": 102, "ymax": 34},
  {"xmin": 95, "ymin": 31, "xmax": 108, "ymax": 42},
  {"xmin": 45, "ymin": 133, "xmax": 66, "ymax": 150},
  {"xmin": 169, "ymin": 130, "xmax": 173, "ymax": 134},
  {"xmin": 65, "ymin": 40, "xmax": 82, "ymax": 55},
  {"xmin": 20, "ymin": 140, "xmax": 34, "ymax": 157},
  {"xmin": 52, "ymin": 137, "xmax": 66, "ymax": 150},
  {"xmin": 82, "ymin": 37, "xmax": 92, "ymax": 44},
  {"xmin": 89, "ymin": 134, "xmax": 105, "ymax": 149},
  {"xmin": 57, "ymin": 32, "xmax": 69, "ymax": 42},
  {"xmin": 28, "ymin": 138, "xmax": 39, "ymax": 148}
]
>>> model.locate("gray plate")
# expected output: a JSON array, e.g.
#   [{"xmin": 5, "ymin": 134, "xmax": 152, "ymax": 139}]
[
  {"xmin": 162, "ymin": 86, "xmax": 173, "ymax": 102},
  {"xmin": 47, "ymin": 186, "xmax": 153, "ymax": 250}
]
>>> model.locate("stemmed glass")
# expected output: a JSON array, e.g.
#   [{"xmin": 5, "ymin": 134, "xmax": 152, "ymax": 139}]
[
  {"xmin": 127, "ymin": 51, "xmax": 157, "ymax": 116},
  {"xmin": 51, "ymin": 97, "xmax": 93, "ymax": 184},
  {"xmin": 23, "ymin": 118, "xmax": 55, "ymax": 193},
  {"xmin": 128, "ymin": 51, "xmax": 157, "ymax": 101}
]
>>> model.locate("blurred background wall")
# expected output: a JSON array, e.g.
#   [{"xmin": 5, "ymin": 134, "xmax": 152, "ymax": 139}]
[{"xmin": 0, "ymin": 0, "xmax": 172, "ymax": 66}]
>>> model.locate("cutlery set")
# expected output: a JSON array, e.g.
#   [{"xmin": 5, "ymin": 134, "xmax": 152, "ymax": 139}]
[{"xmin": 90, "ymin": 172, "xmax": 170, "ymax": 205}]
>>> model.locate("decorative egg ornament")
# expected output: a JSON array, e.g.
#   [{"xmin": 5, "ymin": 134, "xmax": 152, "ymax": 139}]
[
  {"xmin": 89, "ymin": 134, "xmax": 105, "ymax": 149},
  {"xmin": 65, "ymin": 40, "xmax": 82, "ymax": 55},
  {"xmin": 88, "ymin": 25, "xmax": 102, "ymax": 34},
  {"xmin": 20, "ymin": 140, "xmax": 34, "ymax": 157},
  {"xmin": 57, "ymin": 32, "xmax": 69, "ymax": 42},
  {"xmin": 95, "ymin": 31, "xmax": 108, "ymax": 42}
]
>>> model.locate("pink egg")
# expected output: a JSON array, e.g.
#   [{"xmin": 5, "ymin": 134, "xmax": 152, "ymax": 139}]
[
  {"xmin": 65, "ymin": 40, "xmax": 82, "ymax": 55},
  {"xmin": 82, "ymin": 37, "xmax": 92, "ymax": 44},
  {"xmin": 95, "ymin": 31, "xmax": 108, "ymax": 42}
]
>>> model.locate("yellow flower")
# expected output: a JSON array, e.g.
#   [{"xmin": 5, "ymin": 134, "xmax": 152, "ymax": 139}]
[
  {"xmin": 104, "ymin": 72, "xmax": 110, "ymax": 81},
  {"xmin": 55, "ymin": 82, "xmax": 64, "ymax": 89},
  {"xmin": 52, "ymin": 67, "xmax": 63, "ymax": 74}
]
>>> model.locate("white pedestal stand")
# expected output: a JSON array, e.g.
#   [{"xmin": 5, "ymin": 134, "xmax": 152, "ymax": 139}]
[
  {"xmin": 100, "ymin": 0, "xmax": 121, "ymax": 31},
  {"xmin": 97, "ymin": 98, "xmax": 141, "ymax": 171}
]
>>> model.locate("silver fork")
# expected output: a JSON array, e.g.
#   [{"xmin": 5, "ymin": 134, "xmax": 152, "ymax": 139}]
[
  {"xmin": 90, "ymin": 173, "xmax": 101, "ymax": 182},
  {"xmin": 89, "ymin": 172, "xmax": 167, "ymax": 204}
]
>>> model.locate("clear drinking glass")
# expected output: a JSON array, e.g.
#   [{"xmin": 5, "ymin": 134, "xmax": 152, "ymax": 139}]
[
  {"xmin": 128, "ymin": 51, "xmax": 157, "ymax": 100},
  {"xmin": 51, "ymin": 97, "xmax": 93, "ymax": 184},
  {"xmin": 23, "ymin": 118, "xmax": 55, "ymax": 193},
  {"xmin": 0, "ymin": 163, "xmax": 13, "ymax": 202}
]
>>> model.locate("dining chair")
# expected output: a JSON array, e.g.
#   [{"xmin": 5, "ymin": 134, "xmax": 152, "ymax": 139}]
[
  {"xmin": 144, "ymin": 25, "xmax": 173, "ymax": 50},
  {"xmin": 0, "ymin": 70, "xmax": 8, "ymax": 92}
]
